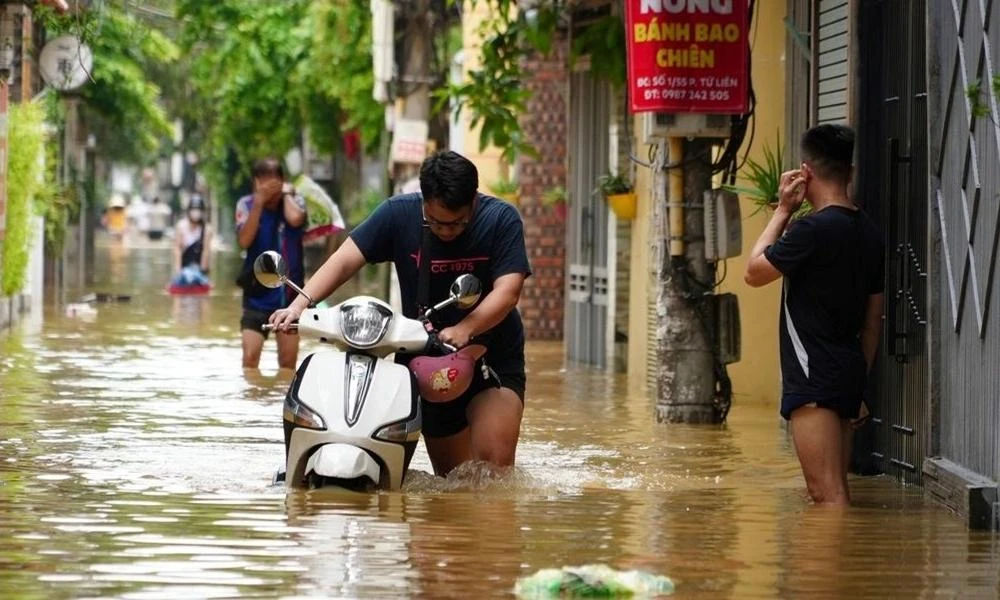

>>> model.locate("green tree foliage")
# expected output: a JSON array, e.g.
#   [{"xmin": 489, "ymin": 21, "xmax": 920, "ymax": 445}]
[
  {"xmin": 175, "ymin": 0, "xmax": 384, "ymax": 195},
  {"xmin": 442, "ymin": 2, "xmax": 624, "ymax": 165},
  {"xmin": 37, "ymin": 3, "xmax": 177, "ymax": 164},
  {"xmin": 302, "ymin": 0, "xmax": 384, "ymax": 155},
  {"xmin": 174, "ymin": 0, "xmax": 622, "ymax": 191},
  {"xmin": 176, "ymin": 1, "xmax": 309, "ymax": 177}
]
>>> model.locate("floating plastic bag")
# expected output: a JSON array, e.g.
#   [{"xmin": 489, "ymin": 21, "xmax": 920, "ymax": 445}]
[
  {"xmin": 514, "ymin": 564, "xmax": 674, "ymax": 598},
  {"xmin": 294, "ymin": 174, "xmax": 346, "ymax": 242}
]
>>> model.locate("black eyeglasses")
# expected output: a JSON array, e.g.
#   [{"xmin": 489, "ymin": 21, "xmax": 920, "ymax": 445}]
[
  {"xmin": 422, "ymin": 214, "xmax": 472, "ymax": 232},
  {"xmin": 422, "ymin": 199, "xmax": 477, "ymax": 232}
]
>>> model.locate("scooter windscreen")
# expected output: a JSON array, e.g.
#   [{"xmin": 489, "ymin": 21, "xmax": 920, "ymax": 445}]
[{"xmin": 408, "ymin": 344, "xmax": 486, "ymax": 403}]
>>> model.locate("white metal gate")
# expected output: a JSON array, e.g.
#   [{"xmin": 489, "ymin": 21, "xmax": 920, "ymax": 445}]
[{"xmin": 565, "ymin": 69, "xmax": 611, "ymax": 367}]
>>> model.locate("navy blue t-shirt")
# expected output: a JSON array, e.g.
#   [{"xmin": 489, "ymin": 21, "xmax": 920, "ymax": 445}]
[
  {"xmin": 350, "ymin": 193, "xmax": 532, "ymax": 370},
  {"xmin": 764, "ymin": 205, "xmax": 885, "ymax": 404}
]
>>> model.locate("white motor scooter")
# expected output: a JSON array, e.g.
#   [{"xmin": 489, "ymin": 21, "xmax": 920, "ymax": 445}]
[{"xmin": 252, "ymin": 250, "xmax": 483, "ymax": 491}]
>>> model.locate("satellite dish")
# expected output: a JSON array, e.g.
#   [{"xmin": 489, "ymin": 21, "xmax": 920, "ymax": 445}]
[{"xmin": 39, "ymin": 35, "xmax": 93, "ymax": 92}]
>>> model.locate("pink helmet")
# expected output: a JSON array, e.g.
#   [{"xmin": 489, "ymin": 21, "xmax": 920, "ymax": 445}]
[{"xmin": 409, "ymin": 345, "xmax": 487, "ymax": 403}]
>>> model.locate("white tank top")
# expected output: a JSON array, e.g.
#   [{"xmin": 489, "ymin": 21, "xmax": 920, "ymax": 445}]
[{"xmin": 177, "ymin": 219, "xmax": 204, "ymax": 249}]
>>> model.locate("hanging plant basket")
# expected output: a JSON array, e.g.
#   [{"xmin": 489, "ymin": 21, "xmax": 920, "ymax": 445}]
[
  {"xmin": 542, "ymin": 185, "xmax": 568, "ymax": 221},
  {"xmin": 489, "ymin": 178, "xmax": 521, "ymax": 207},
  {"xmin": 607, "ymin": 192, "xmax": 637, "ymax": 220},
  {"xmin": 497, "ymin": 192, "xmax": 520, "ymax": 206}
]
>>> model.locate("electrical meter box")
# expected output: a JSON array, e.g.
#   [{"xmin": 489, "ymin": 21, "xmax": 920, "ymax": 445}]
[
  {"xmin": 704, "ymin": 188, "xmax": 742, "ymax": 261},
  {"xmin": 714, "ymin": 293, "xmax": 741, "ymax": 365},
  {"xmin": 640, "ymin": 112, "xmax": 732, "ymax": 144}
]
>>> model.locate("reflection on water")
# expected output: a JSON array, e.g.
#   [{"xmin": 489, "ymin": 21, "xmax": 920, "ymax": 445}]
[{"xmin": 1, "ymin": 241, "xmax": 999, "ymax": 599}]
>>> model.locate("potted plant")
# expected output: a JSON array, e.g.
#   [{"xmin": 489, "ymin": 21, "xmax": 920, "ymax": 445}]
[
  {"xmin": 721, "ymin": 131, "xmax": 811, "ymax": 218},
  {"xmin": 597, "ymin": 172, "xmax": 636, "ymax": 220},
  {"xmin": 489, "ymin": 178, "xmax": 521, "ymax": 206},
  {"xmin": 541, "ymin": 185, "xmax": 568, "ymax": 220}
]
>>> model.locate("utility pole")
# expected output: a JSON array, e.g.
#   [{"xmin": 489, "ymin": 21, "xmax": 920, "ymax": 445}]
[
  {"xmin": 384, "ymin": 0, "xmax": 432, "ymax": 311},
  {"xmin": 654, "ymin": 137, "xmax": 720, "ymax": 424},
  {"xmin": 392, "ymin": 0, "xmax": 432, "ymax": 190},
  {"xmin": 83, "ymin": 132, "xmax": 96, "ymax": 286}
]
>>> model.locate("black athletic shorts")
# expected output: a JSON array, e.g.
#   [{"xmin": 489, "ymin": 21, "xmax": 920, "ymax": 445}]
[
  {"xmin": 240, "ymin": 308, "xmax": 283, "ymax": 340},
  {"xmin": 421, "ymin": 363, "xmax": 526, "ymax": 439},
  {"xmin": 781, "ymin": 394, "xmax": 863, "ymax": 421}
]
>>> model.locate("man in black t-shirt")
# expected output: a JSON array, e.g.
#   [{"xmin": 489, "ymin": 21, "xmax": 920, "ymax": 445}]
[
  {"xmin": 745, "ymin": 124, "xmax": 885, "ymax": 506},
  {"xmin": 270, "ymin": 151, "xmax": 531, "ymax": 477}
]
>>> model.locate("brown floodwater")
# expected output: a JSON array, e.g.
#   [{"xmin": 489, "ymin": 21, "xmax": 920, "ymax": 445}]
[{"xmin": 1, "ymin": 238, "xmax": 998, "ymax": 599}]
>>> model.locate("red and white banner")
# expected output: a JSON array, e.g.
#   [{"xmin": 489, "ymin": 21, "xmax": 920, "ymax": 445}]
[{"xmin": 624, "ymin": 0, "xmax": 750, "ymax": 114}]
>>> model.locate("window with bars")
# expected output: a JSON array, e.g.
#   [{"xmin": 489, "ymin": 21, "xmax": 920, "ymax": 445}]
[
  {"xmin": 785, "ymin": 0, "xmax": 851, "ymax": 162},
  {"xmin": 785, "ymin": 0, "xmax": 813, "ymax": 164}
]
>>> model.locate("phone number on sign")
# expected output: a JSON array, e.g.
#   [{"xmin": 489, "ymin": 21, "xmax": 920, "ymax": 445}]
[{"xmin": 640, "ymin": 88, "xmax": 731, "ymax": 101}]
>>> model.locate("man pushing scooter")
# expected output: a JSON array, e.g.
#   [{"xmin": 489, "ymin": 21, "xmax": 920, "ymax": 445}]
[{"xmin": 270, "ymin": 151, "xmax": 531, "ymax": 477}]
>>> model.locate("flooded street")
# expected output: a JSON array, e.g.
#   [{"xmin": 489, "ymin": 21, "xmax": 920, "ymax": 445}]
[{"xmin": 1, "ymin": 240, "xmax": 998, "ymax": 599}]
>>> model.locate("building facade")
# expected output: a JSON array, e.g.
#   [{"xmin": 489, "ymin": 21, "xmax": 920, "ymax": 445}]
[
  {"xmin": 452, "ymin": 0, "xmax": 999, "ymax": 527},
  {"xmin": 564, "ymin": 0, "xmax": 1000, "ymax": 527}
]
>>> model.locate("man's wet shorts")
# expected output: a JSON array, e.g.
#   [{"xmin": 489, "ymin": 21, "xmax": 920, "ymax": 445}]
[
  {"xmin": 781, "ymin": 394, "xmax": 863, "ymax": 421},
  {"xmin": 240, "ymin": 308, "xmax": 283, "ymax": 340},
  {"xmin": 421, "ymin": 362, "xmax": 526, "ymax": 439}
]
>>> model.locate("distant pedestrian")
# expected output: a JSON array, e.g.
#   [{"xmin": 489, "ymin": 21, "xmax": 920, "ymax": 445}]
[
  {"xmin": 148, "ymin": 196, "xmax": 172, "ymax": 241},
  {"xmin": 171, "ymin": 194, "xmax": 213, "ymax": 288}
]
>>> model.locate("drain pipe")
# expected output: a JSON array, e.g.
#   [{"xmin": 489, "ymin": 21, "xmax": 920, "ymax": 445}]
[{"xmin": 668, "ymin": 137, "xmax": 685, "ymax": 258}]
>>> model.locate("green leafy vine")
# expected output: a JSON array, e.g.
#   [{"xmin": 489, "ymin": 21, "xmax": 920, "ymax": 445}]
[
  {"xmin": 440, "ymin": 2, "xmax": 625, "ymax": 166},
  {"xmin": 965, "ymin": 75, "xmax": 1000, "ymax": 123},
  {"xmin": 2, "ymin": 101, "xmax": 60, "ymax": 295}
]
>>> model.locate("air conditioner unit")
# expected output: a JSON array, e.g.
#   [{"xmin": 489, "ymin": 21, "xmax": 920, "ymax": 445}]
[
  {"xmin": 640, "ymin": 112, "xmax": 731, "ymax": 144},
  {"xmin": 714, "ymin": 293, "xmax": 741, "ymax": 365},
  {"xmin": 703, "ymin": 188, "xmax": 742, "ymax": 261}
]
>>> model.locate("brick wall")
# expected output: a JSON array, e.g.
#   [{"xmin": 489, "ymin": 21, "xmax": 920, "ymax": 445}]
[
  {"xmin": 612, "ymin": 89, "xmax": 632, "ymax": 372},
  {"xmin": 517, "ymin": 35, "xmax": 569, "ymax": 341}
]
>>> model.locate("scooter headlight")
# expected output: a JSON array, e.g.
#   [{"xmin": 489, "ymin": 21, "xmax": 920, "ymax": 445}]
[
  {"xmin": 340, "ymin": 301, "xmax": 392, "ymax": 348},
  {"xmin": 283, "ymin": 395, "xmax": 326, "ymax": 430}
]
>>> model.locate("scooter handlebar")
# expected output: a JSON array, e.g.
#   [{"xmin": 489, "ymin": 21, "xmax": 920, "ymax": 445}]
[
  {"xmin": 426, "ymin": 332, "xmax": 457, "ymax": 354},
  {"xmin": 262, "ymin": 323, "xmax": 298, "ymax": 332}
]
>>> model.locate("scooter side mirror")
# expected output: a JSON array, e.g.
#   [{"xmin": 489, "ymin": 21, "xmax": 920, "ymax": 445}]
[
  {"xmin": 450, "ymin": 274, "xmax": 482, "ymax": 309},
  {"xmin": 423, "ymin": 274, "xmax": 483, "ymax": 318},
  {"xmin": 254, "ymin": 250, "xmax": 287, "ymax": 289},
  {"xmin": 252, "ymin": 250, "xmax": 316, "ymax": 306}
]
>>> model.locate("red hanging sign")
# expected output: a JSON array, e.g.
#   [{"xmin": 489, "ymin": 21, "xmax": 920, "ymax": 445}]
[{"xmin": 624, "ymin": 0, "xmax": 749, "ymax": 114}]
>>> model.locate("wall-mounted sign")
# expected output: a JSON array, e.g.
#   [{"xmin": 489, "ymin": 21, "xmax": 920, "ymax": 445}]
[
  {"xmin": 624, "ymin": 0, "xmax": 749, "ymax": 114},
  {"xmin": 39, "ymin": 35, "xmax": 93, "ymax": 92},
  {"xmin": 390, "ymin": 118, "xmax": 429, "ymax": 165}
]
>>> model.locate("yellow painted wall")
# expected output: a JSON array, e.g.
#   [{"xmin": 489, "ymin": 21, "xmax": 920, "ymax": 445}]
[
  {"xmin": 719, "ymin": 0, "xmax": 786, "ymax": 406},
  {"xmin": 459, "ymin": 1, "xmax": 507, "ymax": 188},
  {"xmin": 626, "ymin": 128, "xmax": 654, "ymax": 392},
  {"xmin": 627, "ymin": 1, "xmax": 787, "ymax": 407}
]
